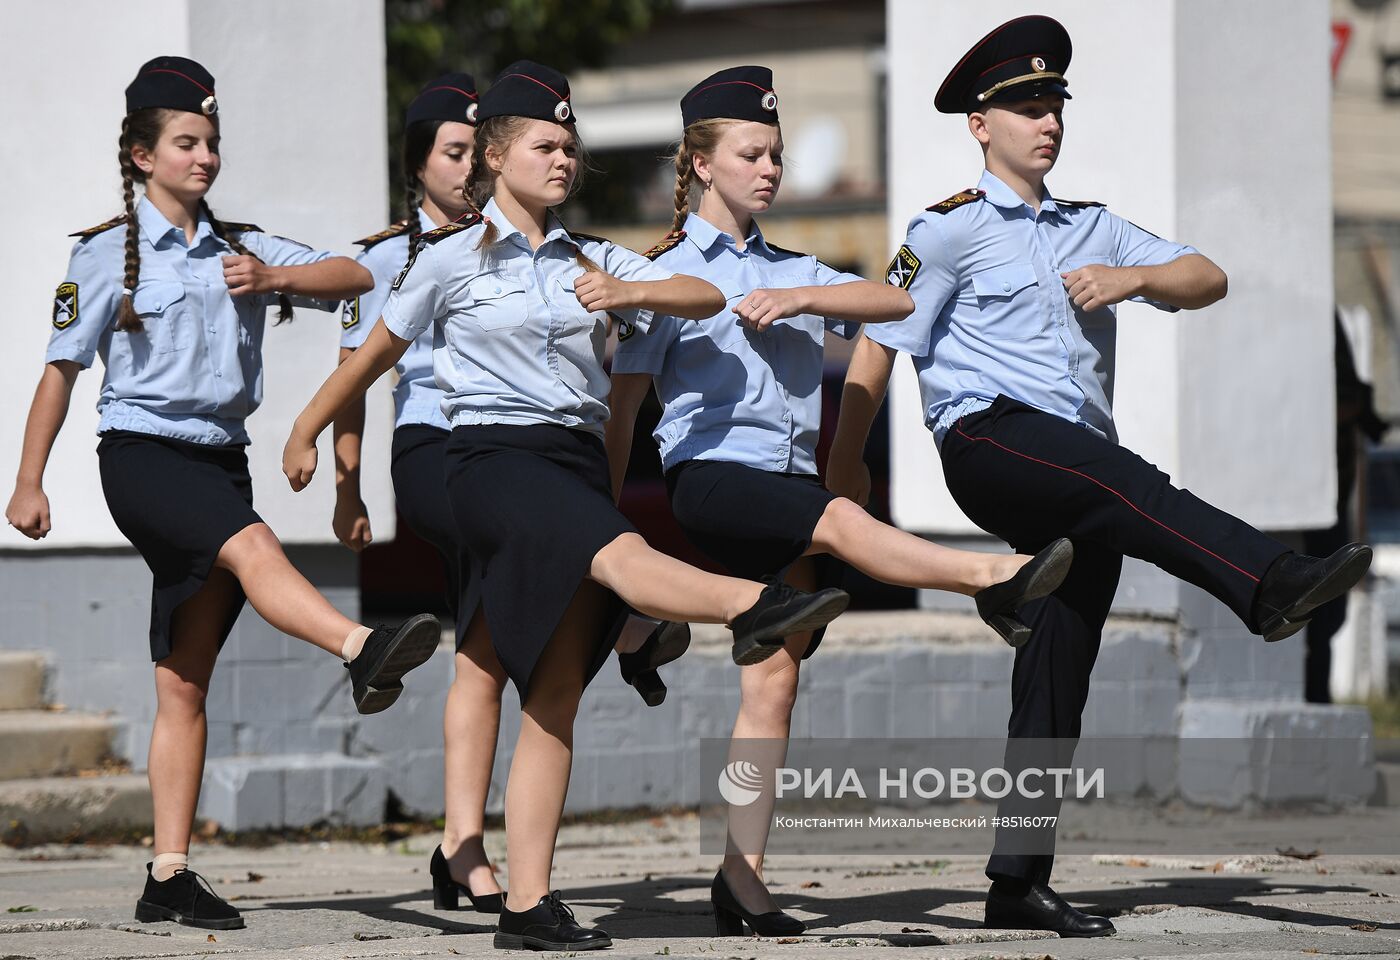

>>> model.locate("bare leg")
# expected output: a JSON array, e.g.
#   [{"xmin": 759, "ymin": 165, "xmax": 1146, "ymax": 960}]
[
  {"xmin": 614, "ymin": 614, "xmax": 659, "ymax": 655},
  {"xmin": 590, "ymin": 532, "xmax": 762, "ymax": 624},
  {"xmin": 442, "ymin": 613, "xmax": 508, "ymax": 897},
  {"xmin": 503, "ymin": 583, "xmax": 609, "ymax": 912},
  {"xmin": 722, "ymin": 561, "xmax": 814, "ymax": 914},
  {"xmin": 810, "ymin": 498, "xmax": 1026, "ymax": 595},
  {"xmin": 215, "ymin": 523, "xmax": 359, "ymax": 656},
  {"xmin": 149, "ymin": 570, "xmax": 238, "ymax": 859}
]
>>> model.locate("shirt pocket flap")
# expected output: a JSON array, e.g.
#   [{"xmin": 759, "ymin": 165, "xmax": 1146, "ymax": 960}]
[
  {"xmin": 132, "ymin": 281, "xmax": 186, "ymax": 315},
  {"xmin": 970, "ymin": 263, "xmax": 1038, "ymax": 299},
  {"xmin": 467, "ymin": 276, "xmax": 521, "ymax": 304}
]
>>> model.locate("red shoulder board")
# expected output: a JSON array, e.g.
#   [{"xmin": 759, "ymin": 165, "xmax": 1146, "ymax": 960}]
[
  {"xmin": 926, "ymin": 189, "xmax": 985, "ymax": 214},
  {"xmin": 415, "ymin": 212, "xmax": 484, "ymax": 246},
  {"xmin": 219, "ymin": 221, "xmax": 263, "ymax": 233},
  {"xmin": 355, "ymin": 220, "xmax": 414, "ymax": 248},
  {"xmin": 69, "ymin": 214, "xmax": 128, "ymax": 238},
  {"xmin": 642, "ymin": 230, "xmax": 685, "ymax": 260},
  {"xmin": 1051, "ymin": 198, "xmax": 1105, "ymax": 209}
]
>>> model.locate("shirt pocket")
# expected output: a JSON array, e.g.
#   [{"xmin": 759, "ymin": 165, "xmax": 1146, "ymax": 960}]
[
  {"xmin": 1059, "ymin": 255, "xmax": 1116, "ymax": 326},
  {"xmin": 967, "ymin": 262, "xmax": 1040, "ymax": 340},
  {"xmin": 553, "ymin": 275, "xmax": 608, "ymax": 330},
  {"xmin": 467, "ymin": 275, "xmax": 528, "ymax": 331},
  {"xmin": 132, "ymin": 280, "xmax": 190, "ymax": 355}
]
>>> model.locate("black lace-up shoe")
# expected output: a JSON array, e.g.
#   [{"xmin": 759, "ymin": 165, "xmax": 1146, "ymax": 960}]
[
  {"xmin": 346, "ymin": 613, "xmax": 441, "ymax": 714},
  {"xmin": 985, "ymin": 882, "xmax": 1114, "ymax": 937},
  {"xmin": 493, "ymin": 891, "xmax": 611, "ymax": 950},
  {"xmin": 1254, "ymin": 544, "xmax": 1372, "ymax": 642},
  {"xmin": 134, "ymin": 864, "xmax": 244, "ymax": 930},
  {"xmin": 727, "ymin": 583, "xmax": 849, "ymax": 665}
]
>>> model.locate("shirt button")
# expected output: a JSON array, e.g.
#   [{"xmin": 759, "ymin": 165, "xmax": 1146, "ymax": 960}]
[
  {"xmin": 494, "ymin": 286, "xmax": 501, "ymax": 294},
  {"xmin": 215, "ymin": 371, "xmax": 222, "ymax": 378}
]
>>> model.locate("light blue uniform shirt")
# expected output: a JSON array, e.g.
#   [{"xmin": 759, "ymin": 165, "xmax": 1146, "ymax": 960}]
[
  {"xmin": 341, "ymin": 208, "xmax": 450, "ymax": 431},
  {"xmin": 866, "ymin": 170, "xmax": 1198, "ymax": 447},
  {"xmin": 382, "ymin": 197, "xmax": 674, "ymax": 437},
  {"xmin": 612, "ymin": 213, "xmax": 863, "ymax": 474},
  {"xmin": 46, "ymin": 196, "xmax": 338, "ymax": 446}
]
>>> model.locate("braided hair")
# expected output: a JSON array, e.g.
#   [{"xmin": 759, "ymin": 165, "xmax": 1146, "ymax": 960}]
[
  {"xmin": 114, "ymin": 108, "xmax": 291, "ymax": 331},
  {"xmin": 668, "ymin": 119, "xmax": 740, "ymax": 236}
]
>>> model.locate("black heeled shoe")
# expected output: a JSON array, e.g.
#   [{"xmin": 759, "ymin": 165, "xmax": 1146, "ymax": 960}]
[
  {"xmin": 973, "ymin": 539, "xmax": 1074, "ymax": 648},
  {"xmin": 617, "ymin": 620, "xmax": 691, "ymax": 706},
  {"xmin": 430, "ymin": 845, "xmax": 504, "ymax": 913},
  {"xmin": 710, "ymin": 869, "xmax": 805, "ymax": 937}
]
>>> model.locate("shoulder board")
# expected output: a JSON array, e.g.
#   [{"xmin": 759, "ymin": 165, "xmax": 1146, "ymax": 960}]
[
  {"xmin": 763, "ymin": 240, "xmax": 810, "ymax": 258},
  {"xmin": 642, "ymin": 230, "xmax": 685, "ymax": 260},
  {"xmin": 567, "ymin": 229, "xmax": 610, "ymax": 245},
  {"xmin": 219, "ymin": 221, "xmax": 263, "ymax": 233},
  {"xmin": 926, "ymin": 189, "xmax": 986, "ymax": 214},
  {"xmin": 416, "ymin": 212, "xmax": 484, "ymax": 246},
  {"xmin": 69, "ymin": 214, "xmax": 128, "ymax": 238},
  {"xmin": 355, "ymin": 220, "xmax": 414, "ymax": 248},
  {"xmin": 1051, "ymin": 198, "xmax": 1105, "ymax": 209}
]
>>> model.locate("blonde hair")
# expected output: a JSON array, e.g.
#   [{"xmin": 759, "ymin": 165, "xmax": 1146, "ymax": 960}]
[
  {"xmin": 667, "ymin": 118, "xmax": 749, "ymax": 234},
  {"xmin": 461, "ymin": 116, "xmax": 601, "ymax": 272}
]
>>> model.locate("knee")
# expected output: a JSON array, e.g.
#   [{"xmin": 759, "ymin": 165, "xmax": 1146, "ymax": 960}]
[
  {"xmin": 522, "ymin": 676, "xmax": 584, "ymax": 726},
  {"xmin": 741, "ymin": 663, "xmax": 800, "ymax": 723},
  {"xmin": 453, "ymin": 660, "xmax": 507, "ymax": 700},
  {"xmin": 589, "ymin": 531, "xmax": 648, "ymax": 585},
  {"xmin": 155, "ymin": 673, "xmax": 209, "ymax": 716},
  {"xmin": 218, "ymin": 524, "xmax": 285, "ymax": 577},
  {"xmin": 814, "ymin": 498, "xmax": 866, "ymax": 552}
]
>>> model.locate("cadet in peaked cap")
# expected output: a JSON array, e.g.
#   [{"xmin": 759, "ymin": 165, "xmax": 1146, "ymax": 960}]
[
  {"xmin": 829, "ymin": 15, "xmax": 1371, "ymax": 938},
  {"xmin": 477, "ymin": 59, "xmax": 576, "ymax": 123}
]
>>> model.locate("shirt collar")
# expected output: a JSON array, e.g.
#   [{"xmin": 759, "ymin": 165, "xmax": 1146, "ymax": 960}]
[
  {"xmin": 480, "ymin": 196, "xmax": 576, "ymax": 251},
  {"xmin": 136, "ymin": 195, "xmax": 218, "ymax": 249},
  {"xmin": 416, "ymin": 207, "xmax": 436, "ymax": 233},
  {"xmin": 682, "ymin": 212, "xmax": 771, "ymax": 256},
  {"xmin": 976, "ymin": 170, "xmax": 1064, "ymax": 220}
]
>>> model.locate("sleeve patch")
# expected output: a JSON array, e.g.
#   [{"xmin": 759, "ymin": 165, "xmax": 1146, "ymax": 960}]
[
  {"xmin": 52, "ymin": 282, "xmax": 79, "ymax": 329},
  {"xmin": 885, "ymin": 246, "xmax": 921, "ymax": 290},
  {"xmin": 343, "ymin": 296, "xmax": 360, "ymax": 330}
]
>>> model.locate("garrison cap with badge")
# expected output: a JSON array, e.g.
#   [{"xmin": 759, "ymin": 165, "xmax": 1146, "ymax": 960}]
[
  {"xmin": 125, "ymin": 55, "xmax": 219, "ymax": 116},
  {"xmin": 934, "ymin": 14, "xmax": 1071, "ymax": 114},
  {"xmin": 681, "ymin": 64, "xmax": 779, "ymax": 127},
  {"xmin": 407, "ymin": 72, "xmax": 479, "ymax": 126},
  {"xmin": 478, "ymin": 60, "xmax": 575, "ymax": 124}
]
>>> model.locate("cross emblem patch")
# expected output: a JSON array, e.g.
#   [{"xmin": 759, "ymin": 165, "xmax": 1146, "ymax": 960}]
[
  {"xmin": 885, "ymin": 246, "xmax": 921, "ymax": 290},
  {"xmin": 52, "ymin": 282, "xmax": 79, "ymax": 329}
]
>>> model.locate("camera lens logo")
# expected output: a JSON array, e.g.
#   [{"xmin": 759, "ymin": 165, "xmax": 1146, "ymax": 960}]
[{"xmin": 718, "ymin": 760, "xmax": 764, "ymax": 806}]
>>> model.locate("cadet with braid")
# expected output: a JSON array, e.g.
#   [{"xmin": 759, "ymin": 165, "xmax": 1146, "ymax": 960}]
[{"xmin": 5, "ymin": 57, "xmax": 443, "ymax": 930}]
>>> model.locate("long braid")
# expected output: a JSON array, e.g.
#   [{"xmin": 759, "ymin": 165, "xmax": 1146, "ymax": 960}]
[
  {"xmin": 463, "ymin": 132, "xmax": 497, "ymax": 249},
  {"xmin": 398, "ymin": 172, "xmax": 421, "ymax": 275},
  {"xmin": 116, "ymin": 117, "xmax": 143, "ymax": 333},
  {"xmin": 202, "ymin": 199, "xmax": 294, "ymax": 324},
  {"xmin": 670, "ymin": 141, "xmax": 695, "ymax": 236}
]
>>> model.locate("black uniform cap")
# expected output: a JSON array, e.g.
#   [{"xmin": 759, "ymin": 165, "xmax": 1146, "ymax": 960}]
[
  {"xmin": 681, "ymin": 65, "xmax": 779, "ymax": 127},
  {"xmin": 126, "ymin": 56, "xmax": 218, "ymax": 117},
  {"xmin": 934, "ymin": 15, "xmax": 1072, "ymax": 114},
  {"xmin": 477, "ymin": 60, "xmax": 575, "ymax": 124},
  {"xmin": 406, "ymin": 73, "xmax": 479, "ymax": 126}
]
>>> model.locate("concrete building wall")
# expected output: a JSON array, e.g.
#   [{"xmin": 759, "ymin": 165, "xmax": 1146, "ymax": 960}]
[
  {"xmin": 0, "ymin": 0, "xmax": 396, "ymax": 551},
  {"xmin": 885, "ymin": 0, "xmax": 1335, "ymax": 536}
]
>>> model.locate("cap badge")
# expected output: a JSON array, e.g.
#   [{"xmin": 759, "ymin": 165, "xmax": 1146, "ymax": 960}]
[
  {"xmin": 201, "ymin": 94, "xmax": 218, "ymax": 116},
  {"xmin": 466, "ymin": 102, "xmax": 479, "ymax": 123},
  {"xmin": 1031, "ymin": 56, "xmax": 1047, "ymax": 72},
  {"xmin": 760, "ymin": 91, "xmax": 778, "ymax": 112},
  {"xmin": 554, "ymin": 100, "xmax": 572, "ymax": 122}
]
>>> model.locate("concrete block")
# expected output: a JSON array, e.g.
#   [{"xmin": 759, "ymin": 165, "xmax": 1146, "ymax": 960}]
[
  {"xmin": 200, "ymin": 753, "xmax": 387, "ymax": 831},
  {"xmin": 0, "ymin": 652, "xmax": 47, "ymax": 710},
  {"xmin": 0, "ymin": 774, "xmax": 152, "ymax": 842},
  {"xmin": 0, "ymin": 711, "xmax": 119, "ymax": 780}
]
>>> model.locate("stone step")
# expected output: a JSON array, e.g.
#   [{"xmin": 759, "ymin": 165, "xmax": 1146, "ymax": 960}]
[
  {"xmin": 0, "ymin": 773, "xmax": 150, "ymax": 843},
  {"xmin": 0, "ymin": 651, "xmax": 47, "ymax": 710},
  {"xmin": 0, "ymin": 710, "xmax": 120, "ymax": 781}
]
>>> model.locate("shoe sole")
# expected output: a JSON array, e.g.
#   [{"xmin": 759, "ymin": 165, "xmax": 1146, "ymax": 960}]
[
  {"xmin": 492, "ymin": 932, "xmax": 613, "ymax": 951},
  {"xmin": 732, "ymin": 589, "xmax": 850, "ymax": 666},
  {"xmin": 985, "ymin": 917, "xmax": 1115, "ymax": 938},
  {"xmin": 982, "ymin": 539, "xmax": 1075, "ymax": 649},
  {"xmin": 1262, "ymin": 544, "xmax": 1372, "ymax": 642},
  {"xmin": 134, "ymin": 899, "xmax": 245, "ymax": 930},
  {"xmin": 355, "ymin": 614, "xmax": 441, "ymax": 714}
]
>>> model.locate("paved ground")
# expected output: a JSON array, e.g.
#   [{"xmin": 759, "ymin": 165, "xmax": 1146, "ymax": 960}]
[{"xmin": 1, "ymin": 814, "xmax": 1398, "ymax": 960}]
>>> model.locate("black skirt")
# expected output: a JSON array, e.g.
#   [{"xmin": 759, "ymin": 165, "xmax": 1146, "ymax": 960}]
[
  {"xmin": 97, "ymin": 430, "xmax": 263, "ymax": 662},
  {"xmin": 444, "ymin": 423, "xmax": 635, "ymax": 696},
  {"xmin": 666, "ymin": 459, "xmax": 845, "ymax": 658},
  {"xmin": 391, "ymin": 424, "xmax": 465, "ymax": 619}
]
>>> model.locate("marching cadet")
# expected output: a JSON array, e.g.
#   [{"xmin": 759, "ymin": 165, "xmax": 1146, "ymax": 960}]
[
  {"xmin": 283, "ymin": 61, "xmax": 851, "ymax": 950},
  {"xmin": 605, "ymin": 65, "xmax": 1074, "ymax": 938},
  {"xmin": 826, "ymin": 16, "xmax": 1372, "ymax": 937},
  {"xmin": 4, "ymin": 57, "xmax": 442, "ymax": 930},
  {"xmin": 330, "ymin": 73, "xmax": 690, "ymax": 919}
]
